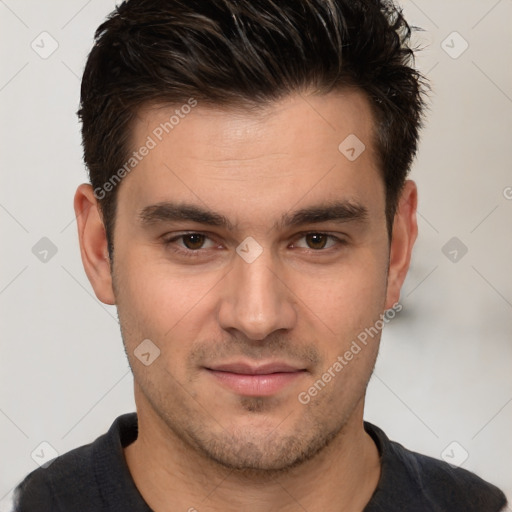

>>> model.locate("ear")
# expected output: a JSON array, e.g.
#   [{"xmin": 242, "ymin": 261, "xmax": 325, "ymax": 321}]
[
  {"xmin": 384, "ymin": 180, "xmax": 418, "ymax": 310},
  {"xmin": 74, "ymin": 184, "xmax": 115, "ymax": 305}
]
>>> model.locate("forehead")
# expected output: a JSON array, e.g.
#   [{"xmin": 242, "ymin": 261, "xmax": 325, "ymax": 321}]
[
  {"xmin": 132, "ymin": 89, "xmax": 376, "ymax": 159},
  {"xmin": 118, "ymin": 90, "xmax": 384, "ymax": 228}
]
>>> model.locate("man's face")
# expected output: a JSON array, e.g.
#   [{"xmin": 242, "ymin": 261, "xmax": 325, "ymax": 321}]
[{"xmin": 109, "ymin": 90, "xmax": 395, "ymax": 471}]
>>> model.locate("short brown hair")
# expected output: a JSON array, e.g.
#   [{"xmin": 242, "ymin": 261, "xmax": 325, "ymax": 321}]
[{"xmin": 78, "ymin": 0, "xmax": 428, "ymax": 257}]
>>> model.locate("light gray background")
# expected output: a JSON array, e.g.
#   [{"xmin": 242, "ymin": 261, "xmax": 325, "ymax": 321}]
[{"xmin": 1, "ymin": 0, "xmax": 511, "ymax": 508}]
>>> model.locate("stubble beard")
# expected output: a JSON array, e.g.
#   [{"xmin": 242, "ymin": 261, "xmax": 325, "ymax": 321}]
[{"xmin": 137, "ymin": 377, "xmax": 366, "ymax": 481}]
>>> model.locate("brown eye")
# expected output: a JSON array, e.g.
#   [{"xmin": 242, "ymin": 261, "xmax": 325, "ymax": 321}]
[
  {"xmin": 305, "ymin": 233, "xmax": 329, "ymax": 250},
  {"xmin": 181, "ymin": 234, "xmax": 206, "ymax": 250},
  {"xmin": 292, "ymin": 233, "xmax": 342, "ymax": 252},
  {"xmin": 162, "ymin": 232, "xmax": 218, "ymax": 259}
]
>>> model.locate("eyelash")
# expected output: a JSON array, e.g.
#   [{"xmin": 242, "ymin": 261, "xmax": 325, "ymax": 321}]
[{"xmin": 162, "ymin": 232, "xmax": 346, "ymax": 258}]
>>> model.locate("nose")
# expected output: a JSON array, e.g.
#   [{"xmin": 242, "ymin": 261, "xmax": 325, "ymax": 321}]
[{"xmin": 217, "ymin": 248, "xmax": 297, "ymax": 341}]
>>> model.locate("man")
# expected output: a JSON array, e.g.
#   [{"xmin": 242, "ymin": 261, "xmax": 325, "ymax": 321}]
[{"xmin": 13, "ymin": 0, "xmax": 508, "ymax": 510}]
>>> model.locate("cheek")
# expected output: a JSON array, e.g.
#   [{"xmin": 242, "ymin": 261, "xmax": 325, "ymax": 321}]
[
  {"xmin": 114, "ymin": 252, "xmax": 221, "ymax": 351},
  {"xmin": 116, "ymin": 250, "xmax": 177, "ymax": 314},
  {"xmin": 303, "ymin": 252, "xmax": 388, "ymax": 337},
  {"xmin": 114, "ymin": 235, "xmax": 388, "ymax": 353}
]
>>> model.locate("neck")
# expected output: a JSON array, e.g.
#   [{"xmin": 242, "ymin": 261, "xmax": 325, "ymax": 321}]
[{"xmin": 124, "ymin": 394, "xmax": 381, "ymax": 512}]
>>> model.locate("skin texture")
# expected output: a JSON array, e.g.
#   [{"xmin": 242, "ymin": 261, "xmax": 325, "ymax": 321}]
[{"xmin": 74, "ymin": 89, "xmax": 418, "ymax": 512}]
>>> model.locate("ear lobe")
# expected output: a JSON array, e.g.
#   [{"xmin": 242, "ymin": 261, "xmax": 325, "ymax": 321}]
[
  {"xmin": 74, "ymin": 184, "xmax": 116, "ymax": 305},
  {"xmin": 384, "ymin": 180, "xmax": 418, "ymax": 310}
]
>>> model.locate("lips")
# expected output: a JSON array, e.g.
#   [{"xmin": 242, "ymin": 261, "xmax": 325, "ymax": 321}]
[
  {"xmin": 205, "ymin": 361, "xmax": 306, "ymax": 397},
  {"xmin": 208, "ymin": 362, "xmax": 303, "ymax": 375}
]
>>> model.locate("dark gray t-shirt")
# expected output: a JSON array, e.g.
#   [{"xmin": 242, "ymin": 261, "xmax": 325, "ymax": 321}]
[{"xmin": 13, "ymin": 413, "xmax": 508, "ymax": 511}]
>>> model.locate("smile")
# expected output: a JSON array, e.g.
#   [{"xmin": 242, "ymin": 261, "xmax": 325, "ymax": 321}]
[{"xmin": 205, "ymin": 362, "xmax": 307, "ymax": 396}]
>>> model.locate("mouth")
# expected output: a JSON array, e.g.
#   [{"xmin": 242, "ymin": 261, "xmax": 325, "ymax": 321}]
[{"xmin": 204, "ymin": 362, "xmax": 307, "ymax": 397}]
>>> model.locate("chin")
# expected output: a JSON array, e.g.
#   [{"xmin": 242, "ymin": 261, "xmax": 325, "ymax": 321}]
[{"xmin": 192, "ymin": 422, "xmax": 342, "ymax": 476}]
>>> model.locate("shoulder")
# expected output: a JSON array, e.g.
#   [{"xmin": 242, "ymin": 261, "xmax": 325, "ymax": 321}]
[
  {"xmin": 13, "ymin": 413, "xmax": 138, "ymax": 512},
  {"xmin": 13, "ymin": 439, "xmax": 98, "ymax": 511},
  {"xmin": 364, "ymin": 422, "xmax": 508, "ymax": 512}
]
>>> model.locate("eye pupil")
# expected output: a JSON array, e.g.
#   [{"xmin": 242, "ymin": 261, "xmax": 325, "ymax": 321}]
[
  {"xmin": 306, "ymin": 233, "xmax": 327, "ymax": 250},
  {"xmin": 183, "ymin": 234, "xmax": 205, "ymax": 250}
]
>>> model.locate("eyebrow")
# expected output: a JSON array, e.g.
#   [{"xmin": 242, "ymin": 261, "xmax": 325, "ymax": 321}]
[{"xmin": 138, "ymin": 200, "xmax": 369, "ymax": 231}]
